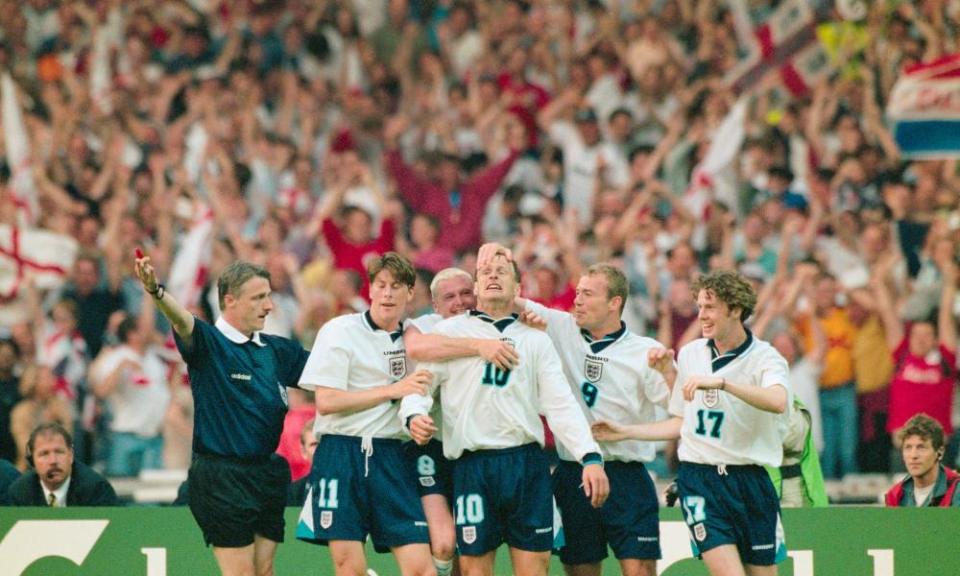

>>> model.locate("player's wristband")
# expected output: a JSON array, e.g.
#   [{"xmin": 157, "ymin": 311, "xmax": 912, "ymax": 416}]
[
  {"xmin": 581, "ymin": 452, "xmax": 603, "ymax": 467},
  {"xmin": 404, "ymin": 415, "xmax": 415, "ymax": 431}
]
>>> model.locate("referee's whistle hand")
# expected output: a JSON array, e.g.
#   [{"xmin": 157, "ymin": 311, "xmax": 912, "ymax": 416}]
[
  {"xmin": 409, "ymin": 415, "xmax": 436, "ymax": 445},
  {"xmin": 581, "ymin": 464, "xmax": 609, "ymax": 508},
  {"xmin": 391, "ymin": 369, "xmax": 433, "ymax": 399}
]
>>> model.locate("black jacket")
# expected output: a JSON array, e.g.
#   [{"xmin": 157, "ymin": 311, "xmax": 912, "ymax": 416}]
[
  {"xmin": 0, "ymin": 458, "xmax": 19, "ymax": 505},
  {"xmin": 7, "ymin": 461, "xmax": 118, "ymax": 506}
]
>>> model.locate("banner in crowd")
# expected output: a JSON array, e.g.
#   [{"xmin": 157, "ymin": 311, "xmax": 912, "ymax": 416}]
[
  {"xmin": 1, "ymin": 72, "xmax": 38, "ymax": 228},
  {"xmin": 886, "ymin": 53, "xmax": 960, "ymax": 159},
  {"xmin": 0, "ymin": 225, "xmax": 77, "ymax": 325},
  {"xmin": 725, "ymin": 0, "xmax": 834, "ymax": 96},
  {"xmin": 0, "ymin": 507, "xmax": 956, "ymax": 575}
]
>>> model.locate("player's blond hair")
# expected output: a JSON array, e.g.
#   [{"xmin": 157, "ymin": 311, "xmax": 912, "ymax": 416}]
[{"xmin": 430, "ymin": 268, "xmax": 473, "ymax": 299}]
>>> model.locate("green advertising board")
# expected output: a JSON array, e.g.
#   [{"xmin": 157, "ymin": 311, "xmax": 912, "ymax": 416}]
[{"xmin": 0, "ymin": 507, "xmax": 957, "ymax": 575}]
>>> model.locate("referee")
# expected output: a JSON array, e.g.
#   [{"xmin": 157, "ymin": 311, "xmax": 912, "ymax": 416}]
[{"xmin": 135, "ymin": 254, "xmax": 309, "ymax": 576}]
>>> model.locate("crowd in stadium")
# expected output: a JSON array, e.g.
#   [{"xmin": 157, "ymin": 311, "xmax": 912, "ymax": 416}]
[{"xmin": 0, "ymin": 0, "xmax": 958, "ymax": 502}]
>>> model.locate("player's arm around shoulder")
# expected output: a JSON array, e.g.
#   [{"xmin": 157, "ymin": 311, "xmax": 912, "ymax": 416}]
[{"xmin": 405, "ymin": 316, "xmax": 520, "ymax": 371}]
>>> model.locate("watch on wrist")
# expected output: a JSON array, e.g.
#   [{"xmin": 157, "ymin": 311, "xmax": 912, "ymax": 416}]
[{"xmin": 148, "ymin": 283, "xmax": 166, "ymax": 300}]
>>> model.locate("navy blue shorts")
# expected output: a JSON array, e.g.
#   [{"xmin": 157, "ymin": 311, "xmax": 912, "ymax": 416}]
[
  {"xmin": 453, "ymin": 443, "xmax": 553, "ymax": 556},
  {"xmin": 296, "ymin": 434, "xmax": 430, "ymax": 552},
  {"xmin": 677, "ymin": 462, "xmax": 787, "ymax": 566},
  {"xmin": 404, "ymin": 439, "xmax": 454, "ymax": 499},
  {"xmin": 188, "ymin": 453, "xmax": 290, "ymax": 548},
  {"xmin": 553, "ymin": 460, "xmax": 661, "ymax": 565}
]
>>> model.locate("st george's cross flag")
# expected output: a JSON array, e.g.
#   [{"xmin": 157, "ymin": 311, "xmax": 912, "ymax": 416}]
[
  {"xmin": 2, "ymin": 72, "xmax": 39, "ymax": 228},
  {"xmin": 724, "ymin": 0, "xmax": 833, "ymax": 97},
  {"xmin": 0, "ymin": 225, "xmax": 78, "ymax": 326}
]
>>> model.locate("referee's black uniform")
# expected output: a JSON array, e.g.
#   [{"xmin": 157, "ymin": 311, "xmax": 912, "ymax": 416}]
[{"xmin": 175, "ymin": 316, "xmax": 309, "ymax": 547}]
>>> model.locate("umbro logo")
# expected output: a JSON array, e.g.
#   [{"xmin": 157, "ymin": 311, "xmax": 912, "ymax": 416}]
[{"xmin": 231, "ymin": 373, "xmax": 252, "ymax": 381}]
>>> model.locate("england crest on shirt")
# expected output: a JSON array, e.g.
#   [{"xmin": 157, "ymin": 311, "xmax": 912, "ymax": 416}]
[
  {"xmin": 390, "ymin": 355, "xmax": 407, "ymax": 379},
  {"xmin": 703, "ymin": 389, "xmax": 720, "ymax": 408},
  {"xmin": 584, "ymin": 358, "xmax": 603, "ymax": 383}
]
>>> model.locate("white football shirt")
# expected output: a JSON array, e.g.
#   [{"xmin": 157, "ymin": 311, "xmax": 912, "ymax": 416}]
[
  {"xmin": 408, "ymin": 312, "xmax": 443, "ymax": 334},
  {"xmin": 669, "ymin": 335, "xmax": 790, "ymax": 467},
  {"xmin": 525, "ymin": 300, "xmax": 671, "ymax": 463},
  {"xmin": 90, "ymin": 345, "xmax": 171, "ymax": 437},
  {"xmin": 300, "ymin": 311, "xmax": 409, "ymax": 439},
  {"xmin": 400, "ymin": 311, "xmax": 600, "ymax": 461}
]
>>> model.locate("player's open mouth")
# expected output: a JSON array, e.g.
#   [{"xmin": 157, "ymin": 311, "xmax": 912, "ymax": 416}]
[{"xmin": 486, "ymin": 284, "xmax": 502, "ymax": 291}]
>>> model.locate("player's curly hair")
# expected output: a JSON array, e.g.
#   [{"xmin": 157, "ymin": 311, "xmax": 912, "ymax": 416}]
[
  {"xmin": 691, "ymin": 270, "xmax": 757, "ymax": 322},
  {"xmin": 899, "ymin": 413, "xmax": 945, "ymax": 452}
]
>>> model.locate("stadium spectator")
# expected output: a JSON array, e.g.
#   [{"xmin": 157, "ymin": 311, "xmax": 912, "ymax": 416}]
[
  {"xmin": 0, "ymin": 458, "xmax": 19, "ymax": 505},
  {"xmin": 286, "ymin": 417, "xmax": 318, "ymax": 508},
  {"xmin": 9, "ymin": 364, "xmax": 73, "ymax": 471},
  {"xmin": 885, "ymin": 414, "xmax": 960, "ymax": 507},
  {"xmin": 874, "ymin": 251, "xmax": 957, "ymax": 459},
  {"xmin": 7, "ymin": 422, "xmax": 117, "ymax": 507},
  {"xmin": 275, "ymin": 387, "xmax": 315, "ymax": 483},
  {"xmin": 88, "ymin": 305, "xmax": 171, "ymax": 478},
  {"xmin": 0, "ymin": 338, "xmax": 23, "ymax": 463}
]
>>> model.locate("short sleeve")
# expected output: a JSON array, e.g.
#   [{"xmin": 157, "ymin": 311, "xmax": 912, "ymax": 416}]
[
  {"xmin": 668, "ymin": 350, "xmax": 687, "ymax": 417},
  {"xmin": 299, "ymin": 322, "xmax": 351, "ymax": 391},
  {"xmin": 642, "ymin": 365, "xmax": 671, "ymax": 409},
  {"xmin": 524, "ymin": 299, "xmax": 578, "ymax": 345},
  {"xmin": 759, "ymin": 349, "xmax": 790, "ymax": 390},
  {"xmin": 173, "ymin": 317, "xmax": 209, "ymax": 366},
  {"xmin": 276, "ymin": 338, "xmax": 310, "ymax": 389}
]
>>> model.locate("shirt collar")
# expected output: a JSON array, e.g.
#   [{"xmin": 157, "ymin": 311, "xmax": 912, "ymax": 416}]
[
  {"xmin": 470, "ymin": 310, "xmax": 519, "ymax": 333},
  {"xmin": 363, "ymin": 310, "xmax": 405, "ymax": 342},
  {"xmin": 708, "ymin": 329, "xmax": 754, "ymax": 372},
  {"xmin": 43, "ymin": 476, "xmax": 71, "ymax": 507},
  {"xmin": 580, "ymin": 322, "xmax": 628, "ymax": 354},
  {"xmin": 215, "ymin": 317, "xmax": 265, "ymax": 347}
]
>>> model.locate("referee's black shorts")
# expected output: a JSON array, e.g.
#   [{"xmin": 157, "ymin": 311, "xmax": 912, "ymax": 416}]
[{"xmin": 188, "ymin": 453, "xmax": 291, "ymax": 548}]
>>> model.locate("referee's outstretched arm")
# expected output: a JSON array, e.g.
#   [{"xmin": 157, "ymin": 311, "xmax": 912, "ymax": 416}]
[{"xmin": 134, "ymin": 251, "xmax": 196, "ymax": 343}]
